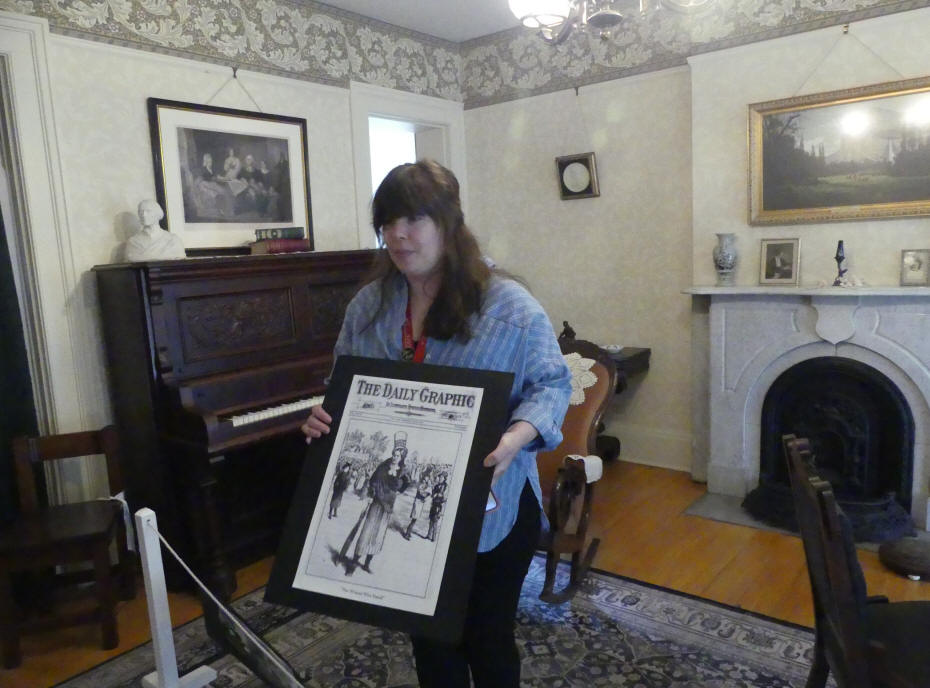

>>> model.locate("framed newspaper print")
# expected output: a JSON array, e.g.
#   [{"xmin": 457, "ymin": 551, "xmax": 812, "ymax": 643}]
[{"xmin": 266, "ymin": 356, "xmax": 514, "ymax": 642}]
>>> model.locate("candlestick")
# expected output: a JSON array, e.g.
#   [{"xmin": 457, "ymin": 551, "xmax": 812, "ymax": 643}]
[{"xmin": 833, "ymin": 240, "xmax": 848, "ymax": 286}]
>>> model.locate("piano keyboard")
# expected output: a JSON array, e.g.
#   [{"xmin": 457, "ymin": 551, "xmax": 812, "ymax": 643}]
[{"xmin": 228, "ymin": 395, "xmax": 325, "ymax": 428}]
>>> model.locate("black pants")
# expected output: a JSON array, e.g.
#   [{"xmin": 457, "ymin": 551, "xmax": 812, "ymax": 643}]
[{"xmin": 410, "ymin": 481, "xmax": 541, "ymax": 688}]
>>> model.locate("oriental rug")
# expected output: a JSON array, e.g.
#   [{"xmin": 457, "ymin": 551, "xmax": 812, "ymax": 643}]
[{"xmin": 56, "ymin": 557, "xmax": 818, "ymax": 687}]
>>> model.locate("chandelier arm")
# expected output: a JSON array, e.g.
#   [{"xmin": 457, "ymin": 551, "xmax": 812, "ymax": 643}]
[
  {"xmin": 540, "ymin": 1, "xmax": 583, "ymax": 44},
  {"xmin": 540, "ymin": 19, "xmax": 576, "ymax": 44}
]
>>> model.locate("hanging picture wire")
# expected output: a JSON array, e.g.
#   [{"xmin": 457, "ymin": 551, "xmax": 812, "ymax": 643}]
[{"xmin": 205, "ymin": 65, "xmax": 264, "ymax": 112}]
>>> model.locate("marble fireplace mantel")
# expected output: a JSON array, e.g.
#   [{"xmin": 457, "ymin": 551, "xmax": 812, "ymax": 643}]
[
  {"xmin": 686, "ymin": 286, "xmax": 930, "ymax": 297},
  {"xmin": 686, "ymin": 286, "xmax": 930, "ymax": 530}
]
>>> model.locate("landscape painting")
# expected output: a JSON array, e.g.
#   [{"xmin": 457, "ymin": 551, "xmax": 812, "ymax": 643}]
[{"xmin": 749, "ymin": 76, "xmax": 930, "ymax": 224}]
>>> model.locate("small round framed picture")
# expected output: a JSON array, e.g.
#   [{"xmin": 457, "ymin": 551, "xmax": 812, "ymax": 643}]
[
  {"xmin": 900, "ymin": 249, "xmax": 930, "ymax": 286},
  {"xmin": 556, "ymin": 152, "xmax": 600, "ymax": 200}
]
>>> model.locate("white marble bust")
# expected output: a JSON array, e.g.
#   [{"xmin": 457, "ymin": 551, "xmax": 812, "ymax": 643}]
[{"xmin": 124, "ymin": 199, "xmax": 186, "ymax": 262}]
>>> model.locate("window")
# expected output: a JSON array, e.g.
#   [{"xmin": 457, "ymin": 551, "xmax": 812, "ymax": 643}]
[
  {"xmin": 350, "ymin": 82, "xmax": 466, "ymax": 248},
  {"xmin": 368, "ymin": 116, "xmax": 416, "ymax": 193}
]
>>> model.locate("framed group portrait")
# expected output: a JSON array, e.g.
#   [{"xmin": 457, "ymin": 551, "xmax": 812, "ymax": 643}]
[
  {"xmin": 147, "ymin": 98, "xmax": 313, "ymax": 250},
  {"xmin": 749, "ymin": 76, "xmax": 930, "ymax": 225},
  {"xmin": 759, "ymin": 238, "xmax": 800, "ymax": 285},
  {"xmin": 265, "ymin": 356, "xmax": 514, "ymax": 643}
]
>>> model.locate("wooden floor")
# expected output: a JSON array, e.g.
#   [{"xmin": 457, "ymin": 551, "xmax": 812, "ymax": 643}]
[{"xmin": 5, "ymin": 461, "xmax": 930, "ymax": 687}]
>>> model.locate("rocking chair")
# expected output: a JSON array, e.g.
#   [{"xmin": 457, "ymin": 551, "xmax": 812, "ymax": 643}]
[{"xmin": 536, "ymin": 334, "xmax": 617, "ymax": 603}]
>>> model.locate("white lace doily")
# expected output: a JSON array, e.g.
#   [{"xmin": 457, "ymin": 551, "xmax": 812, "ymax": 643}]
[{"xmin": 563, "ymin": 351, "xmax": 597, "ymax": 406}]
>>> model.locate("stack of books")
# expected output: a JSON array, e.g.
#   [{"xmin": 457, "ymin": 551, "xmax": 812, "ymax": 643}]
[{"xmin": 250, "ymin": 227, "xmax": 310, "ymax": 254}]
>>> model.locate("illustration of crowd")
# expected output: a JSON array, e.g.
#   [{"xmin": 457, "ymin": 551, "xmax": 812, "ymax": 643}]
[{"xmin": 327, "ymin": 431, "xmax": 451, "ymax": 575}]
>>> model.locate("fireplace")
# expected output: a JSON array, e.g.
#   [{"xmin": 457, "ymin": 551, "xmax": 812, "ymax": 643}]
[
  {"xmin": 687, "ymin": 288, "xmax": 930, "ymax": 532},
  {"xmin": 742, "ymin": 356, "xmax": 915, "ymax": 541}
]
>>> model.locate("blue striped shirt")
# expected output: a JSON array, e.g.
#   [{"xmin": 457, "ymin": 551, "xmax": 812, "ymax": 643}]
[{"xmin": 333, "ymin": 273, "xmax": 572, "ymax": 551}]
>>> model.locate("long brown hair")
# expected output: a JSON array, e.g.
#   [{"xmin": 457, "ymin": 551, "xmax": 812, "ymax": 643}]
[{"xmin": 365, "ymin": 160, "xmax": 491, "ymax": 341}]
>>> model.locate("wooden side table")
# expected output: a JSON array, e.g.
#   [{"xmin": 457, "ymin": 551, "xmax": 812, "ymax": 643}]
[
  {"xmin": 596, "ymin": 347, "xmax": 651, "ymax": 460},
  {"xmin": 609, "ymin": 347, "xmax": 651, "ymax": 394}
]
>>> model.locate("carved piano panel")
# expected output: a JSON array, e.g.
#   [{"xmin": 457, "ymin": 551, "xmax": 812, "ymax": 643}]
[
  {"xmin": 179, "ymin": 289, "xmax": 297, "ymax": 361},
  {"xmin": 93, "ymin": 250, "xmax": 375, "ymax": 596},
  {"xmin": 308, "ymin": 283, "xmax": 358, "ymax": 338}
]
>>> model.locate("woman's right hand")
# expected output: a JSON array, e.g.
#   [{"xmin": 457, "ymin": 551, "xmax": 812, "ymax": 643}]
[{"xmin": 301, "ymin": 405, "xmax": 332, "ymax": 444}]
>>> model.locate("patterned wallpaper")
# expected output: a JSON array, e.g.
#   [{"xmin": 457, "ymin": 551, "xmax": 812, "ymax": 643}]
[{"xmin": 1, "ymin": 0, "xmax": 925, "ymax": 107}]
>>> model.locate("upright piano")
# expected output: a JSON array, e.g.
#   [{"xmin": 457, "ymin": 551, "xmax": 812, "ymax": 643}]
[{"xmin": 93, "ymin": 250, "xmax": 375, "ymax": 597}]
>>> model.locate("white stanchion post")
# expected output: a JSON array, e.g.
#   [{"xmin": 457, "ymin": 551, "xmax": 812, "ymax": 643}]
[{"xmin": 135, "ymin": 508, "xmax": 216, "ymax": 688}]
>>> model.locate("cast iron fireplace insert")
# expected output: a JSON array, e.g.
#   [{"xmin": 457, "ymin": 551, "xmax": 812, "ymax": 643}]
[{"xmin": 742, "ymin": 356, "xmax": 915, "ymax": 542}]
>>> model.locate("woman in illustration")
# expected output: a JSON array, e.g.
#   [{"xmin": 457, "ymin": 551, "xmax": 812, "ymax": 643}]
[
  {"xmin": 219, "ymin": 147, "xmax": 241, "ymax": 180},
  {"xmin": 404, "ymin": 468, "xmax": 433, "ymax": 540},
  {"xmin": 217, "ymin": 147, "xmax": 248, "ymax": 200},
  {"xmin": 328, "ymin": 461, "xmax": 352, "ymax": 519},
  {"xmin": 426, "ymin": 471, "xmax": 447, "ymax": 542},
  {"xmin": 301, "ymin": 160, "xmax": 571, "ymax": 688},
  {"xmin": 194, "ymin": 151, "xmax": 228, "ymax": 217},
  {"xmin": 340, "ymin": 432, "xmax": 410, "ymax": 574}
]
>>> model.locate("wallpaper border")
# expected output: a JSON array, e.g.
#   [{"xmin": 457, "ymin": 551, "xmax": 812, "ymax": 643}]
[{"xmin": 0, "ymin": 0, "xmax": 924, "ymax": 109}]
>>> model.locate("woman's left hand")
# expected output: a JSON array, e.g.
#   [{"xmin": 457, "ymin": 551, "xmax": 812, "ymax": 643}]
[{"xmin": 484, "ymin": 420, "xmax": 538, "ymax": 487}]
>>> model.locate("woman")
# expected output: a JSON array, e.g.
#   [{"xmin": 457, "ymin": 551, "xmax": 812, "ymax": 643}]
[
  {"xmin": 301, "ymin": 159, "xmax": 571, "ymax": 688},
  {"xmin": 340, "ymin": 440, "xmax": 410, "ymax": 574}
]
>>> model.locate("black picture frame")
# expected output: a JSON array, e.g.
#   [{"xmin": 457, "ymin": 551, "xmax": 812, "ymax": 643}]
[
  {"xmin": 556, "ymin": 152, "xmax": 600, "ymax": 200},
  {"xmin": 147, "ymin": 97, "xmax": 313, "ymax": 250},
  {"xmin": 265, "ymin": 355, "xmax": 514, "ymax": 643}
]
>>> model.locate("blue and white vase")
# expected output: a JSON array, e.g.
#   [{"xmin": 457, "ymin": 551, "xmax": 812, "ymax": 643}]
[{"xmin": 712, "ymin": 232, "xmax": 737, "ymax": 286}]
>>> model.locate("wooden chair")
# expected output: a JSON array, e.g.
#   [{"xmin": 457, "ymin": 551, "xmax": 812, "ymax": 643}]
[
  {"xmin": 0, "ymin": 426, "xmax": 136, "ymax": 668},
  {"xmin": 782, "ymin": 434, "xmax": 930, "ymax": 688},
  {"xmin": 536, "ymin": 336, "xmax": 617, "ymax": 603}
]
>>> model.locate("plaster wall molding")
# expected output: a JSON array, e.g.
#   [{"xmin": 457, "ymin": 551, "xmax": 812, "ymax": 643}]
[{"xmin": 0, "ymin": 10, "xmax": 105, "ymax": 502}]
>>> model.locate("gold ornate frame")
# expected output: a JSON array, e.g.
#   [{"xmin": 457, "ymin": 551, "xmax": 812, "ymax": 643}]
[{"xmin": 749, "ymin": 76, "xmax": 930, "ymax": 225}]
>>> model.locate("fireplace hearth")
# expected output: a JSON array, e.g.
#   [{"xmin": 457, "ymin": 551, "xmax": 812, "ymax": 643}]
[
  {"xmin": 687, "ymin": 287, "xmax": 930, "ymax": 534},
  {"xmin": 745, "ymin": 357, "xmax": 915, "ymax": 541}
]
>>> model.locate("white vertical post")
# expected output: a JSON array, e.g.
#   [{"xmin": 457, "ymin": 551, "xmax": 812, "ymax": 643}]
[{"xmin": 135, "ymin": 508, "xmax": 216, "ymax": 688}]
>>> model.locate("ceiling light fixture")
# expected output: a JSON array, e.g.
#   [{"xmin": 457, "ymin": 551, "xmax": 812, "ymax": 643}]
[{"xmin": 508, "ymin": 0, "xmax": 712, "ymax": 44}]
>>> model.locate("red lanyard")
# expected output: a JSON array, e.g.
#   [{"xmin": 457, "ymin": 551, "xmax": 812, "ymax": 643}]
[{"xmin": 402, "ymin": 302, "xmax": 426, "ymax": 363}]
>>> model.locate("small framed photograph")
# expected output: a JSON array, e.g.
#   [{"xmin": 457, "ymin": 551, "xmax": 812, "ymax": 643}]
[
  {"xmin": 266, "ymin": 355, "xmax": 514, "ymax": 643},
  {"xmin": 556, "ymin": 152, "xmax": 600, "ymax": 200},
  {"xmin": 759, "ymin": 238, "xmax": 800, "ymax": 285},
  {"xmin": 900, "ymin": 249, "xmax": 930, "ymax": 285},
  {"xmin": 147, "ymin": 97, "xmax": 313, "ymax": 251}
]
